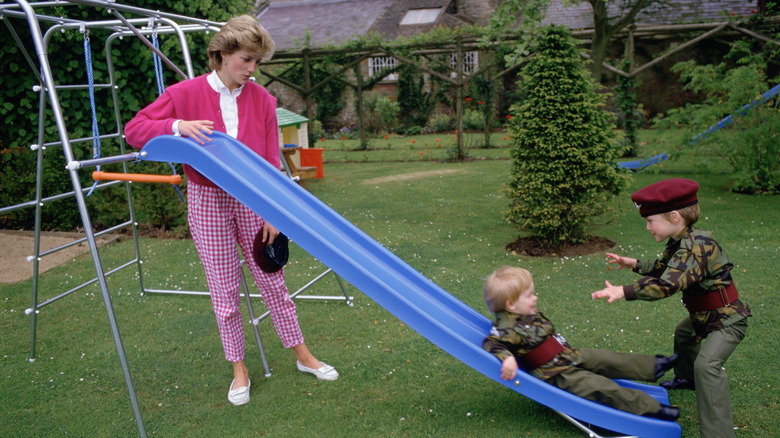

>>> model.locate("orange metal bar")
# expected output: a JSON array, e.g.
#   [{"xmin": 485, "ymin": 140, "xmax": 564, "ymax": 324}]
[{"xmin": 92, "ymin": 171, "xmax": 182, "ymax": 185}]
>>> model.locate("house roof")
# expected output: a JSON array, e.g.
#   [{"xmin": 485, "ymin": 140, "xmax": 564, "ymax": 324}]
[
  {"xmin": 276, "ymin": 107, "xmax": 309, "ymax": 127},
  {"xmin": 259, "ymin": 0, "xmax": 761, "ymax": 52},
  {"xmin": 369, "ymin": 0, "xmax": 471, "ymax": 41},
  {"xmin": 258, "ymin": 0, "xmax": 392, "ymax": 51},
  {"xmin": 258, "ymin": 0, "xmax": 472, "ymax": 51},
  {"xmin": 542, "ymin": 0, "xmax": 759, "ymax": 30}
]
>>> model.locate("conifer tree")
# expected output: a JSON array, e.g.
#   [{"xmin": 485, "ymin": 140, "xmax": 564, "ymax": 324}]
[{"xmin": 505, "ymin": 25, "xmax": 625, "ymax": 246}]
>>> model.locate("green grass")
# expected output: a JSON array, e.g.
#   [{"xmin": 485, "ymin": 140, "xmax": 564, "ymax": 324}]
[
  {"xmin": 314, "ymin": 131, "xmax": 513, "ymax": 162},
  {"xmin": 2, "ymin": 129, "xmax": 778, "ymax": 437}
]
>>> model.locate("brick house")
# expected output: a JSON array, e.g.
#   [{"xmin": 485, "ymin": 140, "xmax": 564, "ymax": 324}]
[
  {"xmin": 257, "ymin": 0, "xmax": 490, "ymax": 127},
  {"xmin": 256, "ymin": 0, "xmax": 761, "ymax": 126}
]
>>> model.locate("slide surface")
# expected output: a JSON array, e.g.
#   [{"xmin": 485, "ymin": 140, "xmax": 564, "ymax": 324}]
[
  {"xmin": 692, "ymin": 83, "xmax": 780, "ymax": 143},
  {"xmin": 140, "ymin": 132, "xmax": 681, "ymax": 438}
]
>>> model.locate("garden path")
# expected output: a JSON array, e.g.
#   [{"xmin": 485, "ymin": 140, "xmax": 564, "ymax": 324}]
[{"xmin": 0, "ymin": 230, "xmax": 118, "ymax": 284}]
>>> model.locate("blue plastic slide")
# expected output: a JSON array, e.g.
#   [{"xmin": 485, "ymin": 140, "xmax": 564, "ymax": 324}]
[
  {"xmin": 618, "ymin": 153, "xmax": 668, "ymax": 171},
  {"xmin": 140, "ymin": 132, "xmax": 681, "ymax": 438},
  {"xmin": 691, "ymin": 83, "xmax": 780, "ymax": 144}
]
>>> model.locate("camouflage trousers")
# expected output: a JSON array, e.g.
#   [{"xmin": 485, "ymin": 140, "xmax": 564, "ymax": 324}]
[
  {"xmin": 672, "ymin": 317, "xmax": 748, "ymax": 438},
  {"xmin": 548, "ymin": 348, "xmax": 660, "ymax": 416}
]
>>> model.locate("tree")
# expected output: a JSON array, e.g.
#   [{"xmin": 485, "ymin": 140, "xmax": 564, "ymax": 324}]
[
  {"xmin": 585, "ymin": 0, "xmax": 657, "ymax": 80},
  {"xmin": 505, "ymin": 25, "xmax": 625, "ymax": 246},
  {"xmin": 658, "ymin": 39, "xmax": 780, "ymax": 194},
  {"xmin": 487, "ymin": 0, "xmax": 662, "ymax": 80}
]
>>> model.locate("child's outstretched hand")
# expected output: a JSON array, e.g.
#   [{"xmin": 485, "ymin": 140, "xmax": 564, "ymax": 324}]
[
  {"xmin": 591, "ymin": 281, "xmax": 625, "ymax": 303},
  {"xmin": 605, "ymin": 252, "xmax": 637, "ymax": 271},
  {"xmin": 500, "ymin": 356, "xmax": 519, "ymax": 380}
]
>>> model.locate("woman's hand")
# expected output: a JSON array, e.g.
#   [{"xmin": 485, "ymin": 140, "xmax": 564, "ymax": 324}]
[
  {"xmin": 261, "ymin": 222, "xmax": 281, "ymax": 245},
  {"xmin": 178, "ymin": 120, "xmax": 214, "ymax": 144}
]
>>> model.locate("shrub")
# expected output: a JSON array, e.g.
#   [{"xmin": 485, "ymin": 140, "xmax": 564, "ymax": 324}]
[
  {"xmin": 462, "ymin": 109, "xmax": 484, "ymax": 130},
  {"xmin": 362, "ymin": 94, "xmax": 400, "ymax": 134},
  {"xmin": 427, "ymin": 113, "xmax": 452, "ymax": 132},
  {"xmin": 308, "ymin": 119, "xmax": 323, "ymax": 147},
  {"xmin": 505, "ymin": 25, "xmax": 625, "ymax": 246},
  {"xmin": 404, "ymin": 126, "xmax": 423, "ymax": 136}
]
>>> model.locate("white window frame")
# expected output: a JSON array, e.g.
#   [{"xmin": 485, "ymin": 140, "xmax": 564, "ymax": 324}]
[
  {"xmin": 368, "ymin": 56, "xmax": 398, "ymax": 81},
  {"xmin": 449, "ymin": 51, "xmax": 479, "ymax": 76},
  {"xmin": 400, "ymin": 8, "xmax": 442, "ymax": 25}
]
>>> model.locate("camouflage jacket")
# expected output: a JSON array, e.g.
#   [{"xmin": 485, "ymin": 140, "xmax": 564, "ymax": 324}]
[
  {"xmin": 483, "ymin": 311, "xmax": 581, "ymax": 381},
  {"xmin": 624, "ymin": 227, "xmax": 751, "ymax": 338}
]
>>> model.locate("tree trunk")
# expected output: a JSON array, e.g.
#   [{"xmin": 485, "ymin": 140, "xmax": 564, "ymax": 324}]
[
  {"xmin": 588, "ymin": 0, "xmax": 611, "ymax": 81},
  {"xmin": 587, "ymin": 0, "xmax": 657, "ymax": 81}
]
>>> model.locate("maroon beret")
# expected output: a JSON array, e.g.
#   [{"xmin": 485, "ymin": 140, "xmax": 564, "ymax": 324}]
[{"xmin": 631, "ymin": 178, "xmax": 699, "ymax": 217}]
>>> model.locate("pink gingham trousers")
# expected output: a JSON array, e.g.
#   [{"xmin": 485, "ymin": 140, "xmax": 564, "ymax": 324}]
[{"xmin": 187, "ymin": 182, "xmax": 304, "ymax": 362}]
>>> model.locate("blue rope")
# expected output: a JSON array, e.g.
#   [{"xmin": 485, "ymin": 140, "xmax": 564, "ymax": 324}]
[
  {"xmin": 152, "ymin": 32, "xmax": 184, "ymax": 202},
  {"xmin": 152, "ymin": 34, "xmax": 165, "ymax": 96},
  {"xmin": 83, "ymin": 30, "xmax": 183, "ymax": 201},
  {"xmin": 84, "ymin": 32, "xmax": 101, "ymax": 197}
]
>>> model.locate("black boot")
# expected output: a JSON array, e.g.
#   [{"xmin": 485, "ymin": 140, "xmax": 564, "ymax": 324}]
[
  {"xmin": 653, "ymin": 353, "xmax": 679, "ymax": 380},
  {"xmin": 660, "ymin": 377, "xmax": 695, "ymax": 390},
  {"xmin": 653, "ymin": 404, "xmax": 680, "ymax": 421}
]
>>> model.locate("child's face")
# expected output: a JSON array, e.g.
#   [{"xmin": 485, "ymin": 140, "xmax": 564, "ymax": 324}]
[
  {"xmin": 506, "ymin": 284, "xmax": 538, "ymax": 316},
  {"xmin": 644, "ymin": 212, "xmax": 684, "ymax": 242}
]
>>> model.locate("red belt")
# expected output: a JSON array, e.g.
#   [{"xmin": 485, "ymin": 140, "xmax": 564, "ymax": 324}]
[
  {"xmin": 683, "ymin": 283, "xmax": 739, "ymax": 313},
  {"xmin": 520, "ymin": 336, "xmax": 565, "ymax": 370}
]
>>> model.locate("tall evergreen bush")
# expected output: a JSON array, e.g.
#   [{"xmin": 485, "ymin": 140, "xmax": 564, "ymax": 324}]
[{"xmin": 505, "ymin": 25, "xmax": 625, "ymax": 246}]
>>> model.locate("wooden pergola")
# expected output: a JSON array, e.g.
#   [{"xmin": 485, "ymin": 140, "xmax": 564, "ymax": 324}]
[{"xmin": 255, "ymin": 17, "xmax": 780, "ymax": 159}]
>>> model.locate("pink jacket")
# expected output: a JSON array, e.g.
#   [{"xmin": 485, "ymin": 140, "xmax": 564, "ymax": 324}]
[{"xmin": 124, "ymin": 74, "xmax": 280, "ymax": 187}]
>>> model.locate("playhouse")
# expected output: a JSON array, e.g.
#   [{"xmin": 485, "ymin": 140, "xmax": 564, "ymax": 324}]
[
  {"xmin": 276, "ymin": 107, "xmax": 324, "ymax": 179},
  {"xmin": 277, "ymin": 107, "xmax": 309, "ymax": 149}
]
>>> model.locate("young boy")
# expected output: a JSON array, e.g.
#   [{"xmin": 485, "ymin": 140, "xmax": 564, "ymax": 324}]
[
  {"xmin": 591, "ymin": 178, "xmax": 751, "ymax": 438},
  {"xmin": 482, "ymin": 266, "xmax": 680, "ymax": 421}
]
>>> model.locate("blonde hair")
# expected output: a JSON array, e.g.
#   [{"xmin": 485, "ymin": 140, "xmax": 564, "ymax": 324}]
[
  {"xmin": 483, "ymin": 266, "xmax": 534, "ymax": 313},
  {"xmin": 207, "ymin": 15, "xmax": 275, "ymax": 71},
  {"xmin": 662, "ymin": 203, "xmax": 700, "ymax": 227}
]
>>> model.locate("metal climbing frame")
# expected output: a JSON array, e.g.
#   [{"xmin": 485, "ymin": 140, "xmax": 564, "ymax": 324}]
[{"xmin": 0, "ymin": 1, "xmax": 350, "ymax": 436}]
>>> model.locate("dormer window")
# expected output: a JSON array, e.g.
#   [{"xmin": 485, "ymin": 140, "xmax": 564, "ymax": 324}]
[{"xmin": 400, "ymin": 8, "xmax": 442, "ymax": 25}]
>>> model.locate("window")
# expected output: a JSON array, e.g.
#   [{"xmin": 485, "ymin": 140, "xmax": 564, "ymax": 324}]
[
  {"xmin": 400, "ymin": 8, "xmax": 442, "ymax": 25},
  {"xmin": 450, "ymin": 51, "xmax": 479, "ymax": 76},
  {"xmin": 368, "ymin": 56, "xmax": 398, "ymax": 81}
]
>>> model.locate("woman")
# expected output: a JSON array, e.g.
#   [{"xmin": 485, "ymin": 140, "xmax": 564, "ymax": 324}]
[{"xmin": 125, "ymin": 15, "xmax": 338, "ymax": 406}]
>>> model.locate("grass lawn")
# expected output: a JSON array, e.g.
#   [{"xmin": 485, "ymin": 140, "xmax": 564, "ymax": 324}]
[{"xmin": 1, "ymin": 129, "xmax": 778, "ymax": 437}]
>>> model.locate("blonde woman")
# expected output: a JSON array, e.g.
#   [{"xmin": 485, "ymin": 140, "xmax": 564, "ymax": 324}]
[{"xmin": 125, "ymin": 15, "xmax": 338, "ymax": 406}]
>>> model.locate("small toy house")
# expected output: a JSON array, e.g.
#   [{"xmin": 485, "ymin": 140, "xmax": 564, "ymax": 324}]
[
  {"xmin": 276, "ymin": 107, "xmax": 309, "ymax": 150},
  {"xmin": 276, "ymin": 108, "xmax": 323, "ymax": 181}
]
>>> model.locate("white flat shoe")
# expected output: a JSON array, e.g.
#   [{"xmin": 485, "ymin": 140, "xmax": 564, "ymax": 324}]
[
  {"xmin": 296, "ymin": 361, "xmax": 339, "ymax": 381},
  {"xmin": 227, "ymin": 378, "xmax": 250, "ymax": 406}
]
